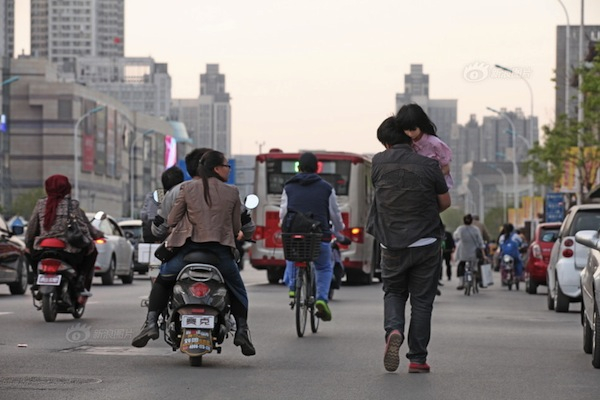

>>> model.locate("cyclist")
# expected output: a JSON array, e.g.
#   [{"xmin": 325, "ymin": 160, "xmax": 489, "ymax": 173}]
[
  {"xmin": 453, "ymin": 214, "xmax": 485, "ymax": 290},
  {"xmin": 498, "ymin": 223, "xmax": 524, "ymax": 281},
  {"xmin": 279, "ymin": 152, "xmax": 345, "ymax": 321}
]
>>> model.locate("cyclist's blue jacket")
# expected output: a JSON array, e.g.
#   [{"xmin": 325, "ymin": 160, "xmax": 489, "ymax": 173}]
[{"xmin": 279, "ymin": 172, "xmax": 344, "ymax": 242}]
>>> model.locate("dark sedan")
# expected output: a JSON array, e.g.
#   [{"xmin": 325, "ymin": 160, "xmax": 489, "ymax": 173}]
[{"xmin": 0, "ymin": 216, "xmax": 29, "ymax": 295}]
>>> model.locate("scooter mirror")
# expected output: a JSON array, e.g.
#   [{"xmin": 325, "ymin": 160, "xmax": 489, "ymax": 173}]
[
  {"xmin": 152, "ymin": 189, "xmax": 165, "ymax": 205},
  {"xmin": 244, "ymin": 194, "xmax": 259, "ymax": 210}
]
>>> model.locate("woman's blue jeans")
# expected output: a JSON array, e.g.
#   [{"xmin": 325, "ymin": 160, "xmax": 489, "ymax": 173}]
[
  {"xmin": 284, "ymin": 242, "xmax": 332, "ymax": 302},
  {"xmin": 160, "ymin": 241, "xmax": 249, "ymax": 314}
]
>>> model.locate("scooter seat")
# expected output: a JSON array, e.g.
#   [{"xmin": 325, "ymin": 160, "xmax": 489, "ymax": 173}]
[
  {"xmin": 39, "ymin": 238, "xmax": 67, "ymax": 248},
  {"xmin": 183, "ymin": 251, "xmax": 220, "ymax": 266}
]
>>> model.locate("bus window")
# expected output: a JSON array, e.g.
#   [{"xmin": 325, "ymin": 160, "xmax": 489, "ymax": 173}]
[{"xmin": 266, "ymin": 159, "xmax": 351, "ymax": 195}]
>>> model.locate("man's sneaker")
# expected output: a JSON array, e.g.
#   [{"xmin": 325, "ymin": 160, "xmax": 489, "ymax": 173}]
[
  {"xmin": 408, "ymin": 362, "xmax": 430, "ymax": 373},
  {"xmin": 383, "ymin": 330, "xmax": 404, "ymax": 372},
  {"xmin": 315, "ymin": 300, "xmax": 332, "ymax": 321},
  {"xmin": 288, "ymin": 290, "xmax": 295, "ymax": 298}
]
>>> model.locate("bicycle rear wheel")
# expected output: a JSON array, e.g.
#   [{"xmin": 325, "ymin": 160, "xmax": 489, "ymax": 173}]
[
  {"xmin": 309, "ymin": 263, "xmax": 319, "ymax": 333},
  {"xmin": 295, "ymin": 267, "xmax": 308, "ymax": 338}
]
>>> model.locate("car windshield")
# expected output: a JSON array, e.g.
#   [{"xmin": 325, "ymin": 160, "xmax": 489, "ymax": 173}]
[
  {"xmin": 570, "ymin": 210, "xmax": 600, "ymax": 235},
  {"xmin": 122, "ymin": 226, "xmax": 142, "ymax": 239},
  {"xmin": 539, "ymin": 228, "xmax": 559, "ymax": 243}
]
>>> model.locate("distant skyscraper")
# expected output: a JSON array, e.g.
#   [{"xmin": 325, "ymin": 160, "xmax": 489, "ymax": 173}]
[
  {"xmin": 395, "ymin": 64, "xmax": 457, "ymax": 145},
  {"xmin": 555, "ymin": 25, "xmax": 600, "ymax": 120},
  {"xmin": 30, "ymin": 0, "xmax": 124, "ymax": 73},
  {"xmin": 1, "ymin": 0, "xmax": 14, "ymax": 58},
  {"xmin": 75, "ymin": 57, "xmax": 172, "ymax": 118},
  {"xmin": 172, "ymin": 64, "xmax": 231, "ymax": 157}
]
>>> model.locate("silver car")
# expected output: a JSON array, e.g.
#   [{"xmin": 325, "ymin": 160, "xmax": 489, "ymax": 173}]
[
  {"xmin": 87, "ymin": 212, "xmax": 134, "ymax": 285},
  {"xmin": 574, "ymin": 229, "xmax": 600, "ymax": 368}
]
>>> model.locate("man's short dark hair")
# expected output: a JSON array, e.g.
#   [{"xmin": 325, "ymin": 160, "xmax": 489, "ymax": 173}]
[
  {"xmin": 161, "ymin": 166, "xmax": 184, "ymax": 191},
  {"xmin": 185, "ymin": 148, "xmax": 212, "ymax": 177},
  {"xmin": 377, "ymin": 116, "xmax": 411, "ymax": 146},
  {"xmin": 299, "ymin": 152, "xmax": 318, "ymax": 173}
]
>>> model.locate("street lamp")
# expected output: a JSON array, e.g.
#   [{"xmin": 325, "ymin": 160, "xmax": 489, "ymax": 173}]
[
  {"xmin": 1, "ymin": 76, "xmax": 20, "ymax": 86},
  {"xmin": 130, "ymin": 129, "xmax": 157, "ymax": 218},
  {"xmin": 494, "ymin": 64, "xmax": 534, "ymax": 147},
  {"xmin": 557, "ymin": 0, "xmax": 571, "ymax": 117},
  {"xmin": 0, "ymin": 76, "xmax": 21, "ymax": 210},
  {"xmin": 73, "ymin": 105, "xmax": 105, "ymax": 200},
  {"xmin": 487, "ymin": 107, "xmax": 519, "ymax": 212},
  {"xmin": 486, "ymin": 164, "xmax": 507, "ymax": 223}
]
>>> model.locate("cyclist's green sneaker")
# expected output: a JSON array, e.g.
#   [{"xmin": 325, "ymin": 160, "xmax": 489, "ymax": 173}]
[
  {"xmin": 315, "ymin": 300, "xmax": 332, "ymax": 321},
  {"xmin": 288, "ymin": 290, "xmax": 295, "ymax": 298}
]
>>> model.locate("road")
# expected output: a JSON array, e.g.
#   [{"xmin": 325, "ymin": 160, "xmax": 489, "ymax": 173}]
[{"xmin": 0, "ymin": 265, "xmax": 598, "ymax": 400}]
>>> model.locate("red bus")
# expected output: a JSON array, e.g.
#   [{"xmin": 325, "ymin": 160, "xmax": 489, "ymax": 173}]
[{"xmin": 249, "ymin": 150, "xmax": 379, "ymax": 285}]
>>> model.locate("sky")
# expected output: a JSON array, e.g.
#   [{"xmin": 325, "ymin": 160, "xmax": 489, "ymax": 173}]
[{"xmin": 12, "ymin": 0, "xmax": 600, "ymax": 155}]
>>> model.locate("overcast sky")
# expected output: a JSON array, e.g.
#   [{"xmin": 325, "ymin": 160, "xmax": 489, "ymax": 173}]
[{"xmin": 13, "ymin": 0, "xmax": 600, "ymax": 155}]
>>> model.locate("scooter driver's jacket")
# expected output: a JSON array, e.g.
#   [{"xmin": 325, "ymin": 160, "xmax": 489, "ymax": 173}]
[
  {"xmin": 280, "ymin": 172, "xmax": 344, "ymax": 242},
  {"xmin": 367, "ymin": 143, "xmax": 448, "ymax": 250}
]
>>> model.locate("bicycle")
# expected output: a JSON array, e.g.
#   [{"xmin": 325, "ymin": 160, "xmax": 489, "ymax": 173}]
[
  {"xmin": 463, "ymin": 259, "xmax": 479, "ymax": 296},
  {"xmin": 282, "ymin": 232, "xmax": 322, "ymax": 338}
]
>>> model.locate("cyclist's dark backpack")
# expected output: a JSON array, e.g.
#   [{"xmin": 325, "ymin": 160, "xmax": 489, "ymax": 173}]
[{"xmin": 282, "ymin": 210, "xmax": 322, "ymax": 234}]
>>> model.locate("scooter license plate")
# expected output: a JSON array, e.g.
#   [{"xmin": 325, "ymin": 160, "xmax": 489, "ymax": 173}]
[
  {"xmin": 181, "ymin": 314, "xmax": 214, "ymax": 329},
  {"xmin": 37, "ymin": 275, "xmax": 61, "ymax": 286},
  {"xmin": 180, "ymin": 329, "xmax": 213, "ymax": 356}
]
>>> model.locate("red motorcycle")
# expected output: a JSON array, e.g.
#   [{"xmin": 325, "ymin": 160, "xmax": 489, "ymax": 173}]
[{"xmin": 32, "ymin": 238, "xmax": 88, "ymax": 322}]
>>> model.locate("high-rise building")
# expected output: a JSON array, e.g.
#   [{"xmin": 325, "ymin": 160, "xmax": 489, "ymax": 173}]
[
  {"xmin": 555, "ymin": 25, "xmax": 600, "ymax": 120},
  {"xmin": 395, "ymin": 64, "xmax": 457, "ymax": 145},
  {"xmin": 1, "ymin": 0, "xmax": 14, "ymax": 59},
  {"xmin": 171, "ymin": 64, "xmax": 231, "ymax": 157},
  {"xmin": 75, "ymin": 57, "xmax": 172, "ymax": 118},
  {"xmin": 30, "ymin": 0, "xmax": 124, "ymax": 74}
]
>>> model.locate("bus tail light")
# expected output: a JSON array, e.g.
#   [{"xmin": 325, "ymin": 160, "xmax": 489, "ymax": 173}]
[{"xmin": 350, "ymin": 227, "xmax": 364, "ymax": 243}]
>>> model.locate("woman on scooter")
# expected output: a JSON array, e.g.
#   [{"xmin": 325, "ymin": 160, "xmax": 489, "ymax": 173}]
[
  {"xmin": 132, "ymin": 151, "xmax": 255, "ymax": 356},
  {"xmin": 25, "ymin": 174, "xmax": 102, "ymax": 297}
]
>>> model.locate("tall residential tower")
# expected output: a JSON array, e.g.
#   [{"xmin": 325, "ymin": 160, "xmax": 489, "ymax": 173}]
[{"xmin": 30, "ymin": 0, "xmax": 124, "ymax": 73}]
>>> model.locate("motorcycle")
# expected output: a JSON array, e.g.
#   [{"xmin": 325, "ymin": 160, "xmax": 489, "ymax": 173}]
[
  {"xmin": 162, "ymin": 256, "xmax": 235, "ymax": 366},
  {"xmin": 32, "ymin": 237, "xmax": 87, "ymax": 322},
  {"xmin": 501, "ymin": 254, "xmax": 519, "ymax": 291},
  {"xmin": 150, "ymin": 194, "xmax": 259, "ymax": 366}
]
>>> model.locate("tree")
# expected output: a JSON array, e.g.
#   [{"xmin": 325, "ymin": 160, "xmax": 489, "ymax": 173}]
[
  {"xmin": 525, "ymin": 42, "xmax": 600, "ymax": 201},
  {"xmin": 11, "ymin": 187, "xmax": 44, "ymax": 220}
]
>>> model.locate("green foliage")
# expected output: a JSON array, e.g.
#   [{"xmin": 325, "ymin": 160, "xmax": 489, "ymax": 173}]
[
  {"xmin": 440, "ymin": 207, "xmax": 464, "ymax": 232},
  {"xmin": 525, "ymin": 42, "xmax": 600, "ymax": 194},
  {"xmin": 11, "ymin": 188, "xmax": 45, "ymax": 220}
]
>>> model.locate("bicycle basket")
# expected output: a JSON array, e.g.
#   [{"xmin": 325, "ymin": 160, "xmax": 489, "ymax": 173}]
[{"xmin": 281, "ymin": 232, "xmax": 322, "ymax": 262}]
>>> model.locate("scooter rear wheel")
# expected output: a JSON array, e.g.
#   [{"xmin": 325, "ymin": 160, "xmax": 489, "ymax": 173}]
[
  {"xmin": 42, "ymin": 292, "xmax": 58, "ymax": 322},
  {"xmin": 189, "ymin": 356, "xmax": 203, "ymax": 367}
]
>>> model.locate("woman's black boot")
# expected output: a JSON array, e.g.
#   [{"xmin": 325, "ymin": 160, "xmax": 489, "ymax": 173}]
[
  {"xmin": 234, "ymin": 317, "xmax": 256, "ymax": 356},
  {"xmin": 131, "ymin": 311, "xmax": 160, "ymax": 348}
]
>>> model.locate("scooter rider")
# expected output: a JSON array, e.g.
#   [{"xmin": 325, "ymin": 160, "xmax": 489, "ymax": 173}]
[{"xmin": 132, "ymin": 151, "xmax": 255, "ymax": 356}]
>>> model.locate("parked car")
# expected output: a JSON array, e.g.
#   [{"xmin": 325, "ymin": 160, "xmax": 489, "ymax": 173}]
[
  {"xmin": 117, "ymin": 219, "xmax": 149, "ymax": 274},
  {"xmin": 0, "ymin": 215, "xmax": 29, "ymax": 295},
  {"xmin": 547, "ymin": 204, "xmax": 600, "ymax": 312},
  {"xmin": 524, "ymin": 222, "xmax": 561, "ymax": 294},
  {"xmin": 574, "ymin": 229, "xmax": 600, "ymax": 368},
  {"xmin": 87, "ymin": 212, "xmax": 134, "ymax": 285}
]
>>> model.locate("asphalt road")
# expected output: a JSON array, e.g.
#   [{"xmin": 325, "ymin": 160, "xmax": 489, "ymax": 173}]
[{"xmin": 0, "ymin": 265, "xmax": 598, "ymax": 400}]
